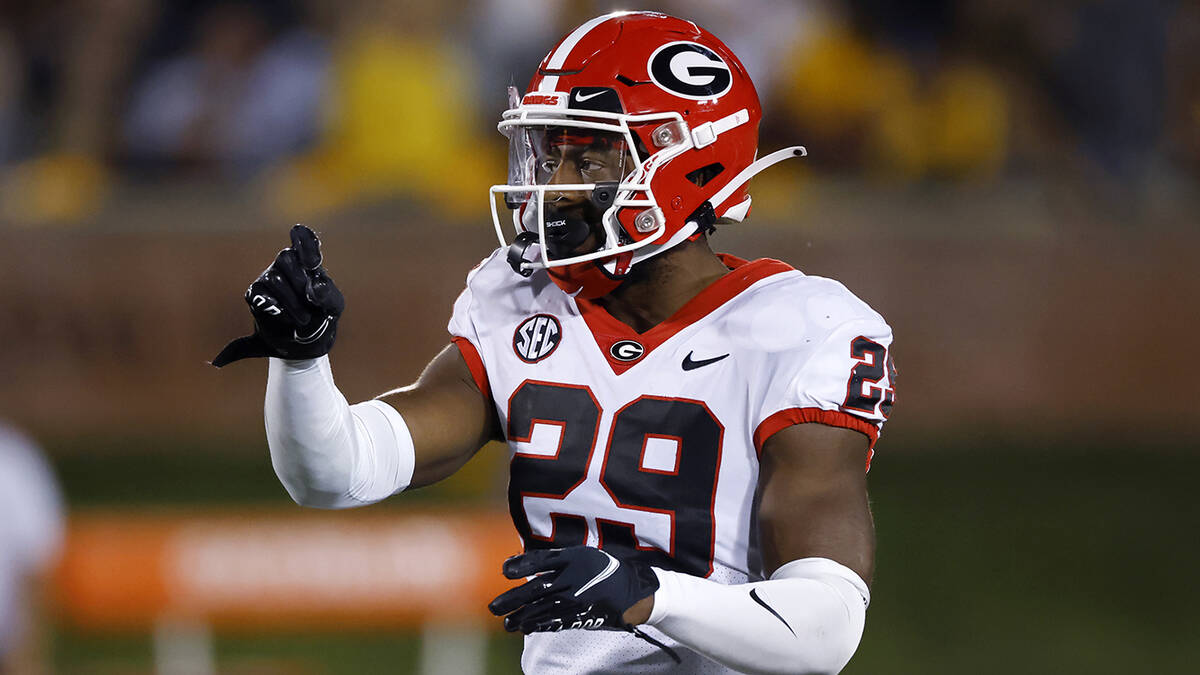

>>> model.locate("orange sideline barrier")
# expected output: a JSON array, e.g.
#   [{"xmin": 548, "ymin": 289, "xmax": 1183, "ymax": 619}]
[{"xmin": 55, "ymin": 509, "xmax": 521, "ymax": 631}]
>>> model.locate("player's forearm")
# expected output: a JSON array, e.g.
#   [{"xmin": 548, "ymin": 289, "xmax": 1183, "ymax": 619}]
[
  {"xmin": 265, "ymin": 356, "xmax": 414, "ymax": 508},
  {"xmin": 646, "ymin": 558, "xmax": 869, "ymax": 675}
]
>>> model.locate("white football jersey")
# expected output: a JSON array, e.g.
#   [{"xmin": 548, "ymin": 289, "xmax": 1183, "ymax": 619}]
[
  {"xmin": 449, "ymin": 249, "xmax": 895, "ymax": 674},
  {"xmin": 0, "ymin": 423, "xmax": 63, "ymax": 656}
]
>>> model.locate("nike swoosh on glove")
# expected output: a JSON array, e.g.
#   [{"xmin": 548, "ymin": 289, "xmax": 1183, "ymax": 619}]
[
  {"xmin": 488, "ymin": 546, "xmax": 659, "ymax": 634},
  {"xmin": 212, "ymin": 225, "xmax": 345, "ymax": 367}
]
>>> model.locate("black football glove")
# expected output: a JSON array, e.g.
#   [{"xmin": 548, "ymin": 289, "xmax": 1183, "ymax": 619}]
[
  {"xmin": 488, "ymin": 546, "xmax": 660, "ymax": 634},
  {"xmin": 212, "ymin": 225, "xmax": 345, "ymax": 367}
]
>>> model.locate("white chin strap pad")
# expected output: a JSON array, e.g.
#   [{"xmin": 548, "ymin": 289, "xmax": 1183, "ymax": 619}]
[{"xmin": 721, "ymin": 197, "xmax": 752, "ymax": 222}]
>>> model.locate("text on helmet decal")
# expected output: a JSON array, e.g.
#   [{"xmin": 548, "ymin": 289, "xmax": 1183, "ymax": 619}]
[
  {"xmin": 522, "ymin": 93, "xmax": 567, "ymax": 107},
  {"xmin": 647, "ymin": 42, "xmax": 733, "ymax": 100}
]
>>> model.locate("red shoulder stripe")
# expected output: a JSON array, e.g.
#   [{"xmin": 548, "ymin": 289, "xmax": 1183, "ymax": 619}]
[
  {"xmin": 753, "ymin": 407, "xmax": 879, "ymax": 470},
  {"xmin": 451, "ymin": 337, "xmax": 491, "ymax": 398}
]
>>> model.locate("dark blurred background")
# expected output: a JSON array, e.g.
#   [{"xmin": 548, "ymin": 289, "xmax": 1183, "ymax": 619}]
[{"xmin": 0, "ymin": 0, "xmax": 1197, "ymax": 673}]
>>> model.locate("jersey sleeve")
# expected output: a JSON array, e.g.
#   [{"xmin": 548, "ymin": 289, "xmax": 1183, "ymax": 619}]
[
  {"xmin": 447, "ymin": 251, "xmax": 501, "ymax": 397},
  {"xmin": 753, "ymin": 309, "xmax": 895, "ymax": 469}
]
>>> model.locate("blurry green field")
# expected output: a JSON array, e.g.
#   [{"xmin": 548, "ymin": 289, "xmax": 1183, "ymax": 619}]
[
  {"xmin": 48, "ymin": 436, "xmax": 1197, "ymax": 674},
  {"xmin": 55, "ymin": 627, "xmax": 525, "ymax": 674}
]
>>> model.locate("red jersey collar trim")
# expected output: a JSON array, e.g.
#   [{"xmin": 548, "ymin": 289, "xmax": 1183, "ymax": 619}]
[{"xmin": 574, "ymin": 255, "xmax": 795, "ymax": 375}]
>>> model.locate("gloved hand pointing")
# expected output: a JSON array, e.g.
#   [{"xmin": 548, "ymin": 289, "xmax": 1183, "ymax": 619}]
[{"xmin": 212, "ymin": 225, "xmax": 344, "ymax": 367}]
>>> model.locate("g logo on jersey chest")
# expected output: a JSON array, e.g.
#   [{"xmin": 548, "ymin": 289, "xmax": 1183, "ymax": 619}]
[
  {"xmin": 609, "ymin": 339, "xmax": 645, "ymax": 362},
  {"xmin": 513, "ymin": 314, "xmax": 562, "ymax": 363},
  {"xmin": 647, "ymin": 42, "xmax": 733, "ymax": 100}
]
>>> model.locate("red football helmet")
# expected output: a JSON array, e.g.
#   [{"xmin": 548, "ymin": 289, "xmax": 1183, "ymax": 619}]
[{"xmin": 489, "ymin": 11, "xmax": 805, "ymax": 298}]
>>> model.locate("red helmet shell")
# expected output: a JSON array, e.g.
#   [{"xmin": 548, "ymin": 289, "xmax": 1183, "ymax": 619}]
[{"xmin": 526, "ymin": 12, "xmax": 762, "ymax": 246}]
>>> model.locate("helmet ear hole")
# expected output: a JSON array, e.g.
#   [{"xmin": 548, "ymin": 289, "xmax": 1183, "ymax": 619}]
[{"xmin": 685, "ymin": 163, "xmax": 725, "ymax": 187}]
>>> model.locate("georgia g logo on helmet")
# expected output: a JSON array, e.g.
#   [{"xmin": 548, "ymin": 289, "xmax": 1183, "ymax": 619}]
[{"xmin": 647, "ymin": 41, "xmax": 733, "ymax": 100}]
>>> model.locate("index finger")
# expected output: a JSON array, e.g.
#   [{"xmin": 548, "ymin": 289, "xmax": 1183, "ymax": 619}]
[
  {"xmin": 290, "ymin": 224, "xmax": 322, "ymax": 270},
  {"xmin": 488, "ymin": 572, "xmax": 564, "ymax": 616},
  {"xmin": 502, "ymin": 548, "xmax": 567, "ymax": 579}
]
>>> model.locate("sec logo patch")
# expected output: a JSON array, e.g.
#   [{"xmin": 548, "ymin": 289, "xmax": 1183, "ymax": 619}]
[{"xmin": 513, "ymin": 314, "xmax": 562, "ymax": 363}]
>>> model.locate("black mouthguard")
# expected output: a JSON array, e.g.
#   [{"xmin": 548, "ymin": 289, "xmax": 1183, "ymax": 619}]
[{"xmin": 541, "ymin": 206, "xmax": 593, "ymax": 259}]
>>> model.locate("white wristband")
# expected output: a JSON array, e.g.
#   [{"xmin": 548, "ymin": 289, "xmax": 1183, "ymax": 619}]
[{"xmin": 265, "ymin": 356, "xmax": 415, "ymax": 508}]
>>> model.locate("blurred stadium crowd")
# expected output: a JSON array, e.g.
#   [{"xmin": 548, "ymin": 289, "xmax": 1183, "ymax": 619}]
[{"xmin": 0, "ymin": 0, "xmax": 1196, "ymax": 225}]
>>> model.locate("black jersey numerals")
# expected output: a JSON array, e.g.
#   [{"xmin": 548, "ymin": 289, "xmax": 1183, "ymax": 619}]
[
  {"xmin": 842, "ymin": 336, "xmax": 896, "ymax": 418},
  {"xmin": 507, "ymin": 382, "xmax": 601, "ymax": 549},
  {"xmin": 599, "ymin": 396, "xmax": 723, "ymax": 577},
  {"xmin": 506, "ymin": 381, "xmax": 723, "ymax": 578}
]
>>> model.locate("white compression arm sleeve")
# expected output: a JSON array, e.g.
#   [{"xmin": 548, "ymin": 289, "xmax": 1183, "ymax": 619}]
[
  {"xmin": 265, "ymin": 356, "xmax": 415, "ymax": 508},
  {"xmin": 646, "ymin": 558, "xmax": 869, "ymax": 675}
]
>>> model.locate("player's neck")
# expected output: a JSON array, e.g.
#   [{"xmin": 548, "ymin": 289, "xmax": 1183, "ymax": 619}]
[{"xmin": 596, "ymin": 237, "xmax": 731, "ymax": 333}]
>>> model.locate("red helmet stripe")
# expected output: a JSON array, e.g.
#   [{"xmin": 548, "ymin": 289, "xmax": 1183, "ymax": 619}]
[{"xmin": 537, "ymin": 11, "xmax": 633, "ymax": 92}]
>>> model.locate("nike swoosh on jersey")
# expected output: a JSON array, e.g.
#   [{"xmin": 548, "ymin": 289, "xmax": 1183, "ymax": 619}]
[
  {"xmin": 574, "ymin": 551, "xmax": 620, "ymax": 597},
  {"xmin": 682, "ymin": 351, "xmax": 730, "ymax": 371},
  {"xmin": 749, "ymin": 588, "xmax": 796, "ymax": 637}
]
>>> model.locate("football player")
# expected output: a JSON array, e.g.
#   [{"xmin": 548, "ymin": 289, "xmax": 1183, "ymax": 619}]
[{"xmin": 215, "ymin": 11, "xmax": 896, "ymax": 675}]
